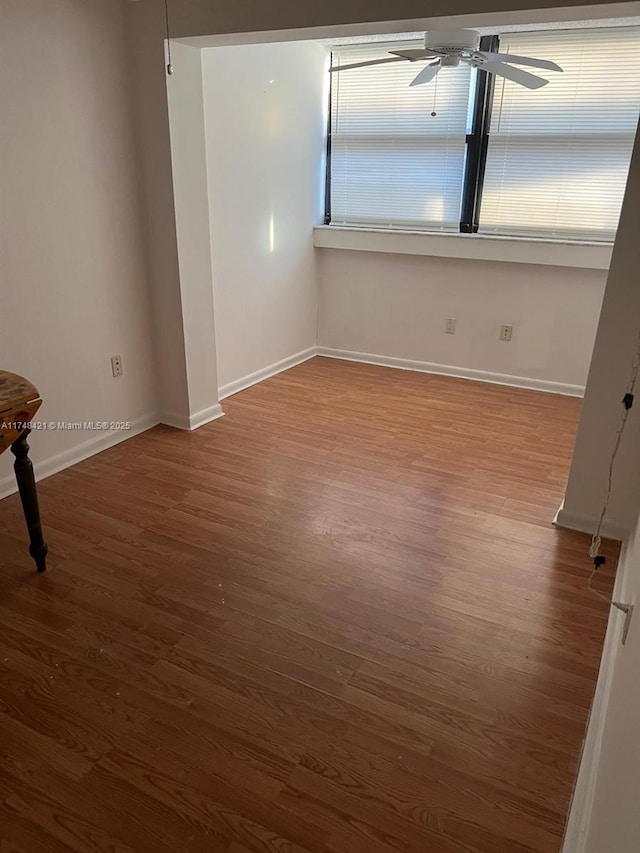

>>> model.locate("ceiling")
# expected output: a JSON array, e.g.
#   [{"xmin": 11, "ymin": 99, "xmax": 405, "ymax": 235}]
[
  {"xmin": 178, "ymin": 2, "xmax": 640, "ymax": 49},
  {"xmin": 324, "ymin": 16, "xmax": 640, "ymax": 45}
]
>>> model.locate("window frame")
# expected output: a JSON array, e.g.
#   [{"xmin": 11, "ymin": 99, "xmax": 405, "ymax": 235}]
[
  {"xmin": 323, "ymin": 53, "xmax": 333, "ymax": 225},
  {"xmin": 459, "ymin": 35, "xmax": 498, "ymax": 233}
]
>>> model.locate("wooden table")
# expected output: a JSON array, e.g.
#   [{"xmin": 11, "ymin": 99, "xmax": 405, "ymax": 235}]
[{"xmin": 0, "ymin": 371, "xmax": 48, "ymax": 572}]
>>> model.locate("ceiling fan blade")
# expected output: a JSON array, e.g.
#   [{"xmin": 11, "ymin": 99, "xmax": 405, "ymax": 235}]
[
  {"xmin": 409, "ymin": 63, "xmax": 441, "ymax": 87},
  {"xmin": 389, "ymin": 49, "xmax": 437, "ymax": 61},
  {"xmin": 482, "ymin": 61, "xmax": 549, "ymax": 89},
  {"xmin": 477, "ymin": 51, "xmax": 563, "ymax": 72},
  {"xmin": 329, "ymin": 56, "xmax": 407, "ymax": 73}
]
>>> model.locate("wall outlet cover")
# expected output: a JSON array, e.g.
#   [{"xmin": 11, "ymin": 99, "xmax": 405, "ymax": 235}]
[{"xmin": 500, "ymin": 324, "xmax": 513, "ymax": 342}]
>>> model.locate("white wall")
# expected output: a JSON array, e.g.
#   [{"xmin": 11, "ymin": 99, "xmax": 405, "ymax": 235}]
[
  {"xmin": 563, "ymin": 505, "xmax": 640, "ymax": 852},
  {"xmin": 165, "ymin": 41, "xmax": 222, "ymax": 428},
  {"xmin": 584, "ymin": 520, "xmax": 640, "ymax": 853},
  {"xmin": 318, "ymin": 250, "xmax": 606, "ymax": 392},
  {"xmin": 0, "ymin": 0, "xmax": 158, "ymax": 495},
  {"xmin": 202, "ymin": 42, "xmax": 327, "ymax": 393},
  {"xmin": 559, "ymin": 125, "xmax": 640, "ymax": 538},
  {"xmin": 124, "ymin": 0, "xmax": 191, "ymax": 424}
]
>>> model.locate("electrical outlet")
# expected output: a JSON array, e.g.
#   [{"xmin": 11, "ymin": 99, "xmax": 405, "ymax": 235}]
[
  {"xmin": 500, "ymin": 324, "xmax": 513, "ymax": 342},
  {"xmin": 445, "ymin": 317, "xmax": 457, "ymax": 335},
  {"xmin": 111, "ymin": 355, "xmax": 123, "ymax": 378}
]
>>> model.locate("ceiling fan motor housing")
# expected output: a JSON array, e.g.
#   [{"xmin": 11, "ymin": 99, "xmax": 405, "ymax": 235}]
[{"xmin": 424, "ymin": 29, "xmax": 481, "ymax": 54}]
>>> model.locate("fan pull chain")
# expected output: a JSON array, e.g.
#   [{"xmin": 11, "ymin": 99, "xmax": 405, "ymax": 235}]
[
  {"xmin": 431, "ymin": 71, "xmax": 439, "ymax": 117},
  {"xmin": 165, "ymin": 0, "xmax": 173, "ymax": 75}
]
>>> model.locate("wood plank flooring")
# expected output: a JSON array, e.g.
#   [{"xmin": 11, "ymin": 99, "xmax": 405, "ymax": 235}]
[{"xmin": 0, "ymin": 357, "xmax": 618, "ymax": 853}]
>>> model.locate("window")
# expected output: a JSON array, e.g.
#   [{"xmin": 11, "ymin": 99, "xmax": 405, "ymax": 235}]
[
  {"xmin": 481, "ymin": 28, "xmax": 640, "ymax": 240},
  {"xmin": 328, "ymin": 42, "xmax": 473, "ymax": 231},
  {"xmin": 327, "ymin": 27, "xmax": 640, "ymax": 242}
]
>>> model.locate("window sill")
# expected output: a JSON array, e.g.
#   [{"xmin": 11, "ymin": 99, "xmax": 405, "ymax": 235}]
[{"xmin": 313, "ymin": 226, "xmax": 612, "ymax": 270}]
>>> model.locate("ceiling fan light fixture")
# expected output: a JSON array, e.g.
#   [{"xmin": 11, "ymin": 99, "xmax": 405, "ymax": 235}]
[{"xmin": 424, "ymin": 29, "xmax": 481, "ymax": 54}]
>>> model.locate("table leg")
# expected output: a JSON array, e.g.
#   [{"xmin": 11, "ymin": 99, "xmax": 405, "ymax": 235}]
[{"xmin": 11, "ymin": 430, "xmax": 48, "ymax": 573}]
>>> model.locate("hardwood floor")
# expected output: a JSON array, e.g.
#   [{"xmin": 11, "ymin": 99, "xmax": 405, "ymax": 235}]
[{"xmin": 0, "ymin": 357, "xmax": 617, "ymax": 853}]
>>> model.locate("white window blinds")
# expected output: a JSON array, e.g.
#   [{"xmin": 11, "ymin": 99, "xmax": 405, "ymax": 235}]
[
  {"xmin": 480, "ymin": 27, "xmax": 640, "ymax": 242},
  {"xmin": 330, "ymin": 43, "xmax": 473, "ymax": 231}
]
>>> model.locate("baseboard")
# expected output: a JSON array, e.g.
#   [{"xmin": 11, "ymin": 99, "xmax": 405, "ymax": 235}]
[
  {"xmin": 316, "ymin": 347, "xmax": 585, "ymax": 397},
  {"xmin": 160, "ymin": 403, "xmax": 225, "ymax": 431},
  {"xmin": 554, "ymin": 503, "xmax": 627, "ymax": 541},
  {"xmin": 218, "ymin": 347, "xmax": 317, "ymax": 401},
  {"xmin": 0, "ymin": 412, "xmax": 160, "ymax": 501}
]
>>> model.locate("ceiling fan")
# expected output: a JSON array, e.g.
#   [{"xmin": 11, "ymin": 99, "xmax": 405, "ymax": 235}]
[{"xmin": 330, "ymin": 29, "xmax": 563, "ymax": 89}]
